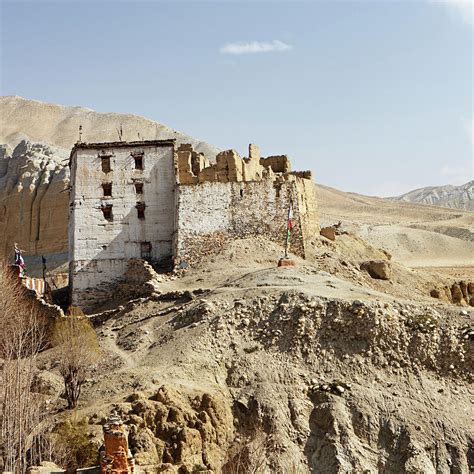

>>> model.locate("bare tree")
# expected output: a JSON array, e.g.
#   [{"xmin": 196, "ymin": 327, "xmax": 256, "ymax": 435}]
[
  {"xmin": 222, "ymin": 432, "xmax": 273, "ymax": 474},
  {"xmin": 52, "ymin": 307, "xmax": 100, "ymax": 409},
  {"xmin": 0, "ymin": 263, "xmax": 48, "ymax": 473}
]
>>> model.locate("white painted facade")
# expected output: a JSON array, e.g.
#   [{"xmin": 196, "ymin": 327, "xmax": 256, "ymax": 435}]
[{"xmin": 68, "ymin": 140, "xmax": 176, "ymax": 307}]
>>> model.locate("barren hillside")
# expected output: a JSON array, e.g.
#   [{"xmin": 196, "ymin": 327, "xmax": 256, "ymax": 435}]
[
  {"xmin": 316, "ymin": 184, "xmax": 474, "ymax": 270},
  {"xmin": 391, "ymin": 181, "xmax": 474, "ymax": 211},
  {"xmin": 0, "ymin": 96, "xmax": 219, "ymax": 157},
  {"xmin": 33, "ymin": 236, "xmax": 473, "ymax": 472}
]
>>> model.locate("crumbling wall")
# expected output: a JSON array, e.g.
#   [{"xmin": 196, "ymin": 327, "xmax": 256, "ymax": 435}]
[
  {"xmin": 175, "ymin": 176, "xmax": 319, "ymax": 266},
  {"xmin": 260, "ymin": 155, "xmax": 291, "ymax": 173},
  {"xmin": 176, "ymin": 144, "xmax": 210, "ymax": 185},
  {"xmin": 177, "ymin": 144, "xmax": 277, "ymax": 185}
]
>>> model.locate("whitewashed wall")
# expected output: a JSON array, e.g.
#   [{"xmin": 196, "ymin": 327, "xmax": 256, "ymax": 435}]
[
  {"xmin": 69, "ymin": 143, "xmax": 175, "ymax": 309},
  {"xmin": 175, "ymin": 178, "xmax": 318, "ymax": 265}
]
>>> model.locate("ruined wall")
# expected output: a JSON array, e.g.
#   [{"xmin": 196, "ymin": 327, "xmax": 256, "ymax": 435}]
[
  {"xmin": 177, "ymin": 144, "xmax": 276, "ymax": 185},
  {"xmin": 175, "ymin": 176, "xmax": 319, "ymax": 266},
  {"xmin": 69, "ymin": 141, "xmax": 175, "ymax": 311}
]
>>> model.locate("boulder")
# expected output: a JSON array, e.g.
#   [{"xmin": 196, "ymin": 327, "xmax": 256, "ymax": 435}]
[
  {"xmin": 320, "ymin": 227, "xmax": 336, "ymax": 241},
  {"xmin": 360, "ymin": 260, "xmax": 391, "ymax": 280}
]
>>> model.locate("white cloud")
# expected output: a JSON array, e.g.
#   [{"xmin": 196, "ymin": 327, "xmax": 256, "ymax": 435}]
[
  {"xmin": 220, "ymin": 40, "xmax": 292, "ymax": 55},
  {"xmin": 434, "ymin": 0, "xmax": 474, "ymax": 23}
]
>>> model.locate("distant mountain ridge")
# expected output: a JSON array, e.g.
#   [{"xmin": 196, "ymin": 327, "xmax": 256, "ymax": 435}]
[{"xmin": 391, "ymin": 181, "xmax": 474, "ymax": 211}]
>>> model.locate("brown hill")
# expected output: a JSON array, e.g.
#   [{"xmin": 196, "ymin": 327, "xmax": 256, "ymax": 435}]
[{"xmin": 0, "ymin": 95, "xmax": 219, "ymax": 157}]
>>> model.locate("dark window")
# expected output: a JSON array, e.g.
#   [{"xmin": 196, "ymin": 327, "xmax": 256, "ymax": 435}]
[
  {"xmin": 102, "ymin": 182, "xmax": 112, "ymax": 197},
  {"xmin": 240, "ymin": 188, "xmax": 244, "ymax": 197},
  {"xmin": 135, "ymin": 182, "xmax": 144, "ymax": 194},
  {"xmin": 136, "ymin": 202, "xmax": 146, "ymax": 219},
  {"xmin": 101, "ymin": 157, "xmax": 111, "ymax": 173},
  {"xmin": 141, "ymin": 241, "xmax": 152, "ymax": 259},
  {"xmin": 101, "ymin": 204, "xmax": 113, "ymax": 221},
  {"xmin": 134, "ymin": 156, "xmax": 143, "ymax": 170}
]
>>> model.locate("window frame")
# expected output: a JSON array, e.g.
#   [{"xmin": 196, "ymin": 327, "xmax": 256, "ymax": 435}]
[
  {"xmin": 140, "ymin": 241, "xmax": 152, "ymax": 259},
  {"xmin": 135, "ymin": 182, "xmax": 144, "ymax": 194},
  {"xmin": 136, "ymin": 202, "xmax": 146, "ymax": 220},
  {"xmin": 101, "ymin": 156, "xmax": 112, "ymax": 173},
  {"xmin": 101, "ymin": 203, "xmax": 113, "ymax": 221},
  {"xmin": 102, "ymin": 182, "xmax": 113, "ymax": 197}
]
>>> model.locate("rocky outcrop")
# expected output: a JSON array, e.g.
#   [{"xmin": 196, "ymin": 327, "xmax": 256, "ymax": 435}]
[
  {"xmin": 431, "ymin": 280, "xmax": 474, "ymax": 306},
  {"xmin": 120, "ymin": 386, "xmax": 233, "ymax": 472},
  {"xmin": 0, "ymin": 141, "xmax": 69, "ymax": 273},
  {"xmin": 360, "ymin": 259, "xmax": 392, "ymax": 280},
  {"xmin": 392, "ymin": 181, "xmax": 474, "ymax": 211}
]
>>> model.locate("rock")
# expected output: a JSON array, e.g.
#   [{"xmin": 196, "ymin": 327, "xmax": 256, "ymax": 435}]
[
  {"xmin": 31, "ymin": 370, "xmax": 63, "ymax": 397},
  {"xmin": 360, "ymin": 260, "xmax": 392, "ymax": 280},
  {"xmin": 156, "ymin": 464, "xmax": 178, "ymax": 473},
  {"xmin": 450, "ymin": 284, "xmax": 464, "ymax": 304},
  {"xmin": 0, "ymin": 141, "xmax": 69, "ymax": 273},
  {"xmin": 320, "ymin": 226, "xmax": 336, "ymax": 241},
  {"xmin": 430, "ymin": 289, "xmax": 442, "ymax": 299},
  {"xmin": 129, "ymin": 427, "xmax": 161, "ymax": 465}
]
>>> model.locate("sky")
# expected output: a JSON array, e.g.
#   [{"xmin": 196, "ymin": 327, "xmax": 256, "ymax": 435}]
[{"xmin": 0, "ymin": 0, "xmax": 472, "ymax": 196}]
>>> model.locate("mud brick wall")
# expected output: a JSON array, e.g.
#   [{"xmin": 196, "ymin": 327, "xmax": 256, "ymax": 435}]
[{"xmin": 175, "ymin": 177, "xmax": 319, "ymax": 266}]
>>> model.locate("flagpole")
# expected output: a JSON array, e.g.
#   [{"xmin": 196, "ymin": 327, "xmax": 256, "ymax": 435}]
[{"xmin": 285, "ymin": 201, "xmax": 293, "ymax": 259}]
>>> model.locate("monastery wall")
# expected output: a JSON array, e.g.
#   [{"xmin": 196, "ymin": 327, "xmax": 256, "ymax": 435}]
[
  {"xmin": 175, "ymin": 176, "xmax": 318, "ymax": 267},
  {"xmin": 69, "ymin": 141, "xmax": 175, "ymax": 311}
]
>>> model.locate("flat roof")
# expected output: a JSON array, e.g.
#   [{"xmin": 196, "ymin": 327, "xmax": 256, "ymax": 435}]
[{"xmin": 69, "ymin": 139, "xmax": 176, "ymax": 162}]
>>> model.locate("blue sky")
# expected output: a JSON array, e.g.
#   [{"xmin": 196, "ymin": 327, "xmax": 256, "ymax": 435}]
[{"xmin": 1, "ymin": 0, "xmax": 472, "ymax": 196}]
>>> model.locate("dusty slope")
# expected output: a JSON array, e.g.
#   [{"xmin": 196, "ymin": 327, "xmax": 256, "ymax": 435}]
[
  {"xmin": 0, "ymin": 96, "xmax": 219, "ymax": 157},
  {"xmin": 36, "ymin": 237, "xmax": 473, "ymax": 473},
  {"xmin": 316, "ymin": 184, "xmax": 474, "ymax": 269}
]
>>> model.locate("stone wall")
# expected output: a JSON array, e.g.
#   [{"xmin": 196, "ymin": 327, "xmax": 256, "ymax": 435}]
[
  {"xmin": 175, "ymin": 176, "xmax": 319, "ymax": 266},
  {"xmin": 69, "ymin": 141, "xmax": 175, "ymax": 310},
  {"xmin": 177, "ymin": 144, "xmax": 277, "ymax": 185}
]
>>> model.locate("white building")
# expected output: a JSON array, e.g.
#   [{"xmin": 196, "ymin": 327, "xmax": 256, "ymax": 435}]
[{"xmin": 68, "ymin": 140, "xmax": 176, "ymax": 308}]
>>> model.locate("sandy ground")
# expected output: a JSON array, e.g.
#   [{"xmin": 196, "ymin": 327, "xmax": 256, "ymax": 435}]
[{"xmin": 316, "ymin": 184, "xmax": 474, "ymax": 271}]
